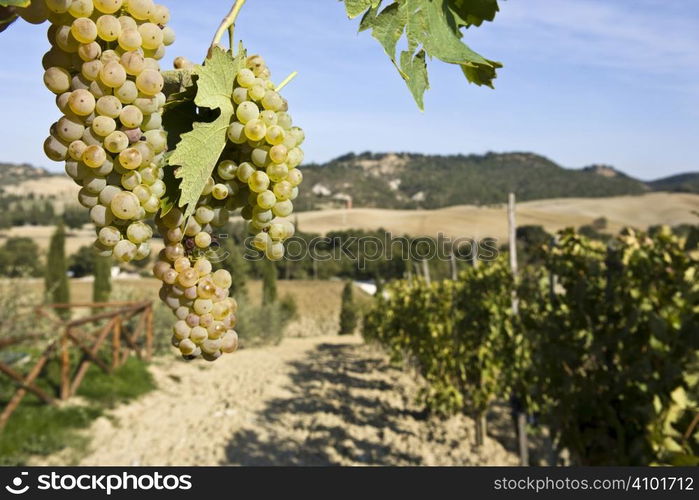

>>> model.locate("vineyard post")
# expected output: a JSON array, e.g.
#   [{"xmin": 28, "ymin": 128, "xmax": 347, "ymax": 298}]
[
  {"xmin": 60, "ymin": 326, "xmax": 70, "ymax": 400},
  {"xmin": 450, "ymin": 250, "xmax": 458, "ymax": 280},
  {"xmin": 422, "ymin": 259, "xmax": 431, "ymax": 285},
  {"xmin": 508, "ymin": 192, "xmax": 529, "ymax": 466}
]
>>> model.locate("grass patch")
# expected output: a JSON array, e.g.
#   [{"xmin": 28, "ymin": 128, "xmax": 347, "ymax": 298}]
[{"xmin": 0, "ymin": 356, "xmax": 155, "ymax": 465}]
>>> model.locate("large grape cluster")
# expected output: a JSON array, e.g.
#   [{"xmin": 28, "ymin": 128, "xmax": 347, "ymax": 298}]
[
  {"xmin": 153, "ymin": 207, "xmax": 239, "ymax": 361},
  {"xmin": 40, "ymin": 0, "xmax": 174, "ymax": 263},
  {"xmin": 216, "ymin": 55, "xmax": 305, "ymax": 261}
]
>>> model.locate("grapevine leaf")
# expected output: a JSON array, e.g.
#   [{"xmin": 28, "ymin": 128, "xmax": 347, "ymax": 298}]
[
  {"xmin": 162, "ymin": 68, "xmax": 196, "ymax": 105},
  {"xmin": 343, "ymin": 0, "xmax": 381, "ymax": 19},
  {"xmin": 168, "ymin": 45, "xmax": 246, "ymax": 218},
  {"xmin": 0, "ymin": 1, "xmax": 30, "ymax": 7},
  {"xmin": 399, "ymin": 49, "xmax": 429, "ymax": 110},
  {"xmin": 447, "ymin": 0, "xmax": 499, "ymax": 27},
  {"xmin": 345, "ymin": 0, "xmax": 501, "ymax": 108}
]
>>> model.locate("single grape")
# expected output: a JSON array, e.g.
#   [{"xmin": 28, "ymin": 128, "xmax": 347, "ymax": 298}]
[{"xmin": 110, "ymin": 191, "xmax": 140, "ymax": 220}]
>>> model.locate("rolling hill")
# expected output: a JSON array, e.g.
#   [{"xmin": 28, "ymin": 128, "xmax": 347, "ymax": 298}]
[{"xmin": 0, "ymin": 153, "xmax": 697, "ymax": 212}]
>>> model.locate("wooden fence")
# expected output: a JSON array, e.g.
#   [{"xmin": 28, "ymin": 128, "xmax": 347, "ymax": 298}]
[{"xmin": 0, "ymin": 301, "xmax": 153, "ymax": 430}]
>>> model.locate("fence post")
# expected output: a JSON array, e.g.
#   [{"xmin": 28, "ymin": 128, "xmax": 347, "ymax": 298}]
[
  {"xmin": 145, "ymin": 304, "xmax": 153, "ymax": 361},
  {"xmin": 421, "ymin": 259, "xmax": 431, "ymax": 286},
  {"xmin": 508, "ymin": 193, "xmax": 529, "ymax": 466},
  {"xmin": 60, "ymin": 326, "xmax": 70, "ymax": 400},
  {"xmin": 112, "ymin": 315, "xmax": 121, "ymax": 371}
]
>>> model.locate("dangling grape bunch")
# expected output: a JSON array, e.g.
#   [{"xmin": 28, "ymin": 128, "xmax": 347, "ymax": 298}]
[
  {"xmin": 41, "ymin": 0, "xmax": 175, "ymax": 263},
  {"xmin": 153, "ymin": 54, "xmax": 306, "ymax": 361}
]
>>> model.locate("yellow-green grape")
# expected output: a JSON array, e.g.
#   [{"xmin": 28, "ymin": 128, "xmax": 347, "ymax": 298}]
[
  {"xmin": 150, "ymin": 4, "xmax": 170, "ymax": 24},
  {"xmin": 236, "ymin": 101, "xmax": 259, "ymax": 124},
  {"xmin": 273, "ymin": 180, "xmax": 293, "ymax": 201},
  {"xmin": 266, "ymin": 242, "xmax": 285, "ymax": 261},
  {"xmin": 193, "ymin": 258, "xmax": 212, "ymax": 277},
  {"xmin": 78, "ymin": 42, "xmax": 102, "ymax": 62},
  {"xmin": 121, "ymin": 170, "xmax": 141, "ymax": 190},
  {"xmin": 115, "ymin": 80, "xmax": 138, "ymax": 103},
  {"xmin": 173, "ymin": 257, "xmax": 190, "ymax": 273},
  {"xmin": 161, "ymin": 26, "xmax": 175, "ymax": 46},
  {"xmin": 267, "ymin": 162, "xmax": 289, "ymax": 182},
  {"xmin": 94, "ymin": 0, "xmax": 123, "ymax": 15},
  {"xmin": 189, "ymin": 326, "xmax": 207, "ymax": 344},
  {"xmin": 251, "ymin": 147, "xmax": 269, "ymax": 167},
  {"xmin": 56, "ymin": 92, "xmax": 72, "ymax": 113},
  {"xmin": 249, "ymin": 84, "xmax": 265, "ymax": 101},
  {"xmin": 68, "ymin": 140, "xmax": 88, "ymax": 161},
  {"xmin": 118, "ymin": 14, "xmax": 137, "ymax": 31},
  {"xmin": 96, "ymin": 15, "xmax": 121, "ymax": 41},
  {"xmin": 68, "ymin": 0, "xmax": 94, "ymax": 18},
  {"xmin": 144, "ymin": 130, "xmax": 167, "ymax": 153},
  {"xmin": 211, "ymin": 183, "xmax": 228, "ymax": 201},
  {"xmin": 194, "ymin": 232, "xmax": 212, "ymax": 249},
  {"xmin": 138, "ymin": 23, "xmax": 163, "ymax": 50},
  {"xmin": 119, "ymin": 105, "xmax": 144, "ymax": 128},
  {"xmin": 257, "ymin": 190, "xmax": 276, "ymax": 210},
  {"xmin": 132, "ymin": 184, "xmax": 151, "ymax": 203},
  {"xmin": 178, "ymin": 338, "xmax": 196, "ymax": 356},
  {"xmin": 227, "ymin": 122, "xmax": 246, "ymax": 144},
  {"xmin": 272, "ymin": 200, "xmax": 293, "ymax": 217},
  {"xmin": 269, "ymin": 145, "xmax": 288, "ymax": 164},
  {"xmin": 248, "ymin": 171, "xmax": 270, "ymax": 193},
  {"xmin": 232, "ymin": 87, "xmax": 247, "ymax": 105},
  {"xmin": 96, "ymin": 95, "xmax": 122, "ymax": 118},
  {"xmin": 98, "ymin": 226, "xmax": 121, "ymax": 247},
  {"xmin": 121, "ymin": 51, "xmax": 145, "ymax": 76},
  {"xmin": 44, "ymin": 67, "xmax": 71, "ymax": 94},
  {"xmin": 99, "ymin": 185, "xmax": 122, "ymax": 205},
  {"xmin": 127, "ymin": 0, "xmax": 154, "ymax": 20},
  {"xmin": 83, "ymin": 144, "xmax": 107, "ymax": 168},
  {"xmin": 119, "ymin": 148, "xmax": 142, "ymax": 170},
  {"xmin": 46, "ymin": 0, "xmax": 71, "ymax": 14},
  {"xmin": 110, "ymin": 191, "xmax": 140, "ymax": 220},
  {"xmin": 235, "ymin": 162, "xmax": 255, "ymax": 183},
  {"xmin": 287, "ymin": 147, "xmax": 304, "ymax": 168},
  {"xmin": 100, "ymin": 61, "xmax": 127, "ymax": 88},
  {"xmin": 268, "ymin": 222, "xmax": 287, "ymax": 241},
  {"xmin": 217, "ymin": 160, "xmax": 237, "ymax": 180},
  {"xmin": 212, "ymin": 269, "xmax": 232, "ymax": 289},
  {"xmin": 277, "ymin": 112, "xmax": 292, "ymax": 129},
  {"xmin": 262, "ymin": 91, "xmax": 283, "ymax": 111},
  {"xmin": 56, "ymin": 116, "xmax": 85, "ymax": 142},
  {"xmin": 221, "ymin": 331, "xmax": 239, "ymax": 353},
  {"xmin": 266, "ymin": 125, "xmax": 286, "ymax": 146},
  {"xmin": 173, "ymin": 320, "xmax": 191, "ymax": 340},
  {"xmin": 127, "ymin": 221, "xmax": 152, "ymax": 244},
  {"xmin": 54, "ymin": 25, "xmax": 80, "ymax": 53},
  {"xmin": 44, "ymin": 135, "xmax": 69, "ymax": 162},
  {"xmin": 178, "ymin": 268, "xmax": 199, "ymax": 288},
  {"xmin": 132, "ymin": 141, "xmax": 154, "ymax": 165},
  {"xmin": 92, "ymin": 115, "xmax": 117, "ymax": 136},
  {"xmin": 114, "ymin": 239, "xmax": 138, "ymax": 262},
  {"xmin": 260, "ymin": 109, "xmax": 277, "ymax": 127},
  {"xmin": 244, "ymin": 119, "xmax": 266, "ymax": 141},
  {"xmin": 118, "ymin": 28, "xmax": 142, "ymax": 51},
  {"xmin": 236, "ymin": 68, "xmax": 255, "ymax": 88},
  {"xmin": 287, "ymin": 168, "xmax": 303, "ymax": 187},
  {"xmin": 134, "ymin": 94, "xmax": 159, "ymax": 114},
  {"xmin": 253, "ymin": 232, "xmax": 271, "ymax": 251},
  {"xmin": 141, "ymin": 112, "xmax": 162, "ymax": 131},
  {"xmin": 136, "ymin": 69, "xmax": 164, "ymax": 96},
  {"xmin": 71, "ymin": 18, "xmax": 97, "ymax": 44},
  {"xmin": 104, "ymin": 131, "xmax": 129, "ymax": 153},
  {"xmin": 81, "ymin": 60, "xmax": 102, "ymax": 81}
]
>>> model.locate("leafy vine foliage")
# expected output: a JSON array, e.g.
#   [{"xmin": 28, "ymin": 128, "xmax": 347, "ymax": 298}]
[
  {"xmin": 365, "ymin": 229, "xmax": 699, "ymax": 465},
  {"xmin": 342, "ymin": 0, "xmax": 502, "ymax": 108}
]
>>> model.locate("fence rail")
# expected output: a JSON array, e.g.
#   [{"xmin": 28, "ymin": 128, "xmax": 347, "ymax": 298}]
[{"xmin": 0, "ymin": 301, "xmax": 153, "ymax": 430}]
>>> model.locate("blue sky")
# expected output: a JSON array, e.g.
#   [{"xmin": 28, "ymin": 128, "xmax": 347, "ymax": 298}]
[{"xmin": 0, "ymin": 0, "xmax": 697, "ymax": 180}]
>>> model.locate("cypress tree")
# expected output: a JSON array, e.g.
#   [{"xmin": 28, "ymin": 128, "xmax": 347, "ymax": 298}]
[
  {"xmin": 93, "ymin": 255, "xmax": 112, "ymax": 304},
  {"xmin": 339, "ymin": 281, "xmax": 358, "ymax": 335},
  {"xmin": 45, "ymin": 222, "xmax": 70, "ymax": 318},
  {"xmin": 262, "ymin": 259, "xmax": 277, "ymax": 305}
]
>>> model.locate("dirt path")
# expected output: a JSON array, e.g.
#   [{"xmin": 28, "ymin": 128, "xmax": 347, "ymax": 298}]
[{"xmin": 34, "ymin": 335, "xmax": 518, "ymax": 466}]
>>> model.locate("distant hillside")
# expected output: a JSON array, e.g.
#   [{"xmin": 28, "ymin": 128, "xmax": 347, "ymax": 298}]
[
  {"xmin": 0, "ymin": 162, "xmax": 55, "ymax": 187},
  {"xmin": 649, "ymin": 172, "xmax": 699, "ymax": 193},
  {"xmin": 1, "ymin": 154, "xmax": 697, "ymax": 211},
  {"xmin": 295, "ymin": 152, "xmax": 650, "ymax": 210}
]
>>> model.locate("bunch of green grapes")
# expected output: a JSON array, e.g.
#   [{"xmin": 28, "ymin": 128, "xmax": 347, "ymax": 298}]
[
  {"xmin": 208, "ymin": 55, "xmax": 305, "ymax": 261},
  {"xmin": 153, "ymin": 207, "xmax": 239, "ymax": 361},
  {"xmin": 40, "ymin": 0, "xmax": 175, "ymax": 263}
]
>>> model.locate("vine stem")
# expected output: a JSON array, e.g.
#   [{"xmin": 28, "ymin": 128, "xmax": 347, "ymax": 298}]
[
  {"xmin": 209, "ymin": 0, "xmax": 247, "ymax": 58},
  {"xmin": 276, "ymin": 71, "xmax": 298, "ymax": 92}
]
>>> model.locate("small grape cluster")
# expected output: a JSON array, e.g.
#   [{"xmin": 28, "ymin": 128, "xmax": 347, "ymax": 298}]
[
  {"xmin": 154, "ymin": 208, "xmax": 239, "ymax": 361},
  {"xmin": 212, "ymin": 55, "xmax": 305, "ymax": 261},
  {"xmin": 40, "ymin": 0, "xmax": 174, "ymax": 263}
]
